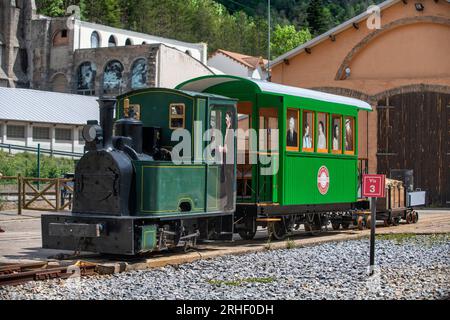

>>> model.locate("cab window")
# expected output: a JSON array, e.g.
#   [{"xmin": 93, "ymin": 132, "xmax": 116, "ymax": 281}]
[
  {"xmin": 344, "ymin": 116, "xmax": 355, "ymax": 154},
  {"xmin": 317, "ymin": 113, "xmax": 328, "ymax": 153},
  {"xmin": 169, "ymin": 103, "xmax": 185, "ymax": 129},
  {"xmin": 302, "ymin": 111, "xmax": 314, "ymax": 152},
  {"xmin": 331, "ymin": 115, "xmax": 342, "ymax": 154}
]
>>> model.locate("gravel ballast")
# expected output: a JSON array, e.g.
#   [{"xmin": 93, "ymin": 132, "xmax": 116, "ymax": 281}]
[{"xmin": 1, "ymin": 234, "xmax": 449, "ymax": 300}]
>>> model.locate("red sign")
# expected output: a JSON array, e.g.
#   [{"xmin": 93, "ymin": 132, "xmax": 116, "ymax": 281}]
[
  {"xmin": 362, "ymin": 174, "xmax": 386, "ymax": 198},
  {"xmin": 317, "ymin": 166, "xmax": 330, "ymax": 195}
]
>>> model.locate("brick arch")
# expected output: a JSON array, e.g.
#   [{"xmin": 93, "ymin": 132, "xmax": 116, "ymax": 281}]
[
  {"xmin": 373, "ymin": 84, "xmax": 450, "ymax": 101},
  {"xmin": 335, "ymin": 16, "xmax": 450, "ymax": 81},
  {"xmin": 49, "ymin": 72, "xmax": 68, "ymax": 93}
]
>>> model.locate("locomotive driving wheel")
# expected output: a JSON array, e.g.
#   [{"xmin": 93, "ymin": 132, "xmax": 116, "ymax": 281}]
[{"xmin": 383, "ymin": 218, "xmax": 392, "ymax": 227}]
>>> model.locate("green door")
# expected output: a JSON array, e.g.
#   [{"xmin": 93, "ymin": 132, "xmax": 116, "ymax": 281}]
[{"xmin": 257, "ymin": 108, "xmax": 279, "ymax": 203}]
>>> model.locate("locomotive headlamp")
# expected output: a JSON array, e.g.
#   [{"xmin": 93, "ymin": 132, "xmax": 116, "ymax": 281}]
[{"xmin": 82, "ymin": 124, "xmax": 103, "ymax": 142}]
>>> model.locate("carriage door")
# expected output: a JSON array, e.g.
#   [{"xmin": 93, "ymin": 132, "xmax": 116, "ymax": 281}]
[
  {"xmin": 258, "ymin": 108, "xmax": 279, "ymax": 203},
  {"xmin": 236, "ymin": 102, "xmax": 253, "ymax": 202},
  {"xmin": 446, "ymin": 101, "xmax": 450, "ymax": 205},
  {"xmin": 209, "ymin": 105, "xmax": 237, "ymax": 211}
]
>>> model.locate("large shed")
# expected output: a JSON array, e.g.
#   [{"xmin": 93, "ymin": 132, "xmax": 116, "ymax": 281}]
[{"xmin": 270, "ymin": 0, "xmax": 450, "ymax": 205}]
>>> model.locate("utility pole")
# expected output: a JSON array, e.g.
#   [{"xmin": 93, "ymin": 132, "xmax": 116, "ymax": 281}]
[{"xmin": 267, "ymin": 0, "xmax": 271, "ymax": 81}]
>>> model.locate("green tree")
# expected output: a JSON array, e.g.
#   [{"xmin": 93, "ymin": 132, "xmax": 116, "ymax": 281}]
[
  {"xmin": 271, "ymin": 24, "xmax": 311, "ymax": 58},
  {"xmin": 307, "ymin": 0, "xmax": 333, "ymax": 36},
  {"xmin": 36, "ymin": 0, "xmax": 66, "ymax": 16}
]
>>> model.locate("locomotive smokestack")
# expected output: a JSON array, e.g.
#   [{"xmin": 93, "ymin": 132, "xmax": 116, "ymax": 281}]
[{"xmin": 98, "ymin": 97, "xmax": 116, "ymax": 149}]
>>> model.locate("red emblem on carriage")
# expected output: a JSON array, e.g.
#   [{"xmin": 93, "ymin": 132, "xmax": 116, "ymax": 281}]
[{"xmin": 317, "ymin": 166, "xmax": 330, "ymax": 195}]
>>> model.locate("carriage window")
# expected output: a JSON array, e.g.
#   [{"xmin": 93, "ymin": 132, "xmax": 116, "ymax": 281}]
[
  {"xmin": 286, "ymin": 109, "xmax": 299, "ymax": 151},
  {"xmin": 317, "ymin": 113, "xmax": 328, "ymax": 153},
  {"xmin": 344, "ymin": 117, "xmax": 355, "ymax": 154},
  {"xmin": 169, "ymin": 103, "xmax": 185, "ymax": 129},
  {"xmin": 302, "ymin": 111, "xmax": 314, "ymax": 152},
  {"xmin": 331, "ymin": 115, "xmax": 342, "ymax": 154}
]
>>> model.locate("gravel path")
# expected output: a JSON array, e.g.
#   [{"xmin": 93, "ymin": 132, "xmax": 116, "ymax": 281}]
[{"xmin": 1, "ymin": 234, "xmax": 449, "ymax": 300}]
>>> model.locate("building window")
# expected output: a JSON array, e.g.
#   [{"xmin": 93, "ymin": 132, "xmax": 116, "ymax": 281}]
[
  {"xmin": 0, "ymin": 44, "xmax": 4, "ymax": 71},
  {"xmin": 77, "ymin": 62, "xmax": 96, "ymax": 95},
  {"xmin": 108, "ymin": 35, "xmax": 117, "ymax": 47},
  {"xmin": 125, "ymin": 38, "xmax": 133, "ymax": 46},
  {"xmin": 169, "ymin": 104, "xmax": 185, "ymax": 129},
  {"xmin": 317, "ymin": 113, "xmax": 328, "ymax": 153},
  {"xmin": 103, "ymin": 60, "xmax": 123, "ymax": 93},
  {"xmin": 302, "ymin": 111, "xmax": 314, "ymax": 152},
  {"xmin": 52, "ymin": 30, "xmax": 69, "ymax": 46},
  {"xmin": 78, "ymin": 129, "xmax": 85, "ymax": 143},
  {"xmin": 7, "ymin": 125, "xmax": 25, "ymax": 139},
  {"xmin": 33, "ymin": 127, "xmax": 50, "ymax": 140},
  {"xmin": 344, "ymin": 117, "xmax": 355, "ymax": 154},
  {"xmin": 131, "ymin": 58, "xmax": 147, "ymax": 89},
  {"xmin": 90, "ymin": 31, "xmax": 100, "ymax": 48},
  {"xmin": 55, "ymin": 128, "xmax": 72, "ymax": 141},
  {"xmin": 331, "ymin": 115, "xmax": 342, "ymax": 154},
  {"xmin": 286, "ymin": 108, "xmax": 299, "ymax": 151}
]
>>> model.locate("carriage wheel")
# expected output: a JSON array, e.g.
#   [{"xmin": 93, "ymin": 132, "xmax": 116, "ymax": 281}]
[
  {"xmin": 357, "ymin": 216, "xmax": 365, "ymax": 230},
  {"xmin": 412, "ymin": 211, "xmax": 419, "ymax": 224},
  {"xmin": 238, "ymin": 229, "xmax": 257, "ymax": 240},
  {"xmin": 331, "ymin": 222, "xmax": 341, "ymax": 230},
  {"xmin": 268, "ymin": 221, "xmax": 287, "ymax": 241},
  {"xmin": 405, "ymin": 212, "xmax": 413, "ymax": 224},
  {"xmin": 341, "ymin": 222, "xmax": 350, "ymax": 230},
  {"xmin": 366, "ymin": 215, "xmax": 372, "ymax": 229},
  {"xmin": 383, "ymin": 218, "xmax": 392, "ymax": 227},
  {"xmin": 392, "ymin": 217, "xmax": 401, "ymax": 226}
]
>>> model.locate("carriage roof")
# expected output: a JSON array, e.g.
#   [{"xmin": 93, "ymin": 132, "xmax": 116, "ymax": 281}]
[{"xmin": 176, "ymin": 75, "xmax": 372, "ymax": 111}]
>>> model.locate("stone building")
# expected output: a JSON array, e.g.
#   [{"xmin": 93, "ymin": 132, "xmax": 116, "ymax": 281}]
[
  {"xmin": 270, "ymin": 0, "xmax": 450, "ymax": 205},
  {"xmin": 0, "ymin": 0, "xmax": 213, "ymax": 94}
]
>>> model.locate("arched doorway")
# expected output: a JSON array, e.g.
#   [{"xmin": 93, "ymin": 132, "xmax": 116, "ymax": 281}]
[
  {"xmin": 51, "ymin": 73, "xmax": 68, "ymax": 93},
  {"xmin": 376, "ymin": 87, "xmax": 450, "ymax": 206}
]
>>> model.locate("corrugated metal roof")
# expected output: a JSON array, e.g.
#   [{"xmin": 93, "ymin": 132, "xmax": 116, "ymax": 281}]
[{"xmin": 0, "ymin": 87, "xmax": 99, "ymax": 125}]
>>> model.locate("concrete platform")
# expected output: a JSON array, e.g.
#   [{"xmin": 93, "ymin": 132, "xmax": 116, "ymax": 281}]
[{"xmin": 0, "ymin": 209, "xmax": 449, "ymax": 271}]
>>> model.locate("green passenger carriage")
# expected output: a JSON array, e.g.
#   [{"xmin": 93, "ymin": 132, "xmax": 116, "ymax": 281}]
[{"xmin": 177, "ymin": 75, "xmax": 372, "ymax": 239}]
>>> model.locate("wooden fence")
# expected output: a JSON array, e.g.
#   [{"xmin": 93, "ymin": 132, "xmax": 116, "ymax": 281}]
[{"xmin": 0, "ymin": 175, "xmax": 74, "ymax": 215}]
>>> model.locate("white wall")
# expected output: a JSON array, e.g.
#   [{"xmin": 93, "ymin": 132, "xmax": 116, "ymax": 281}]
[
  {"xmin": 158, "ymin": 45, "xmax": 213, "ymax": 88},
  {"xmin": 208, "ymin": 53, "xmax": 249, "ymax": 78},
  {"xmin": 73, "ymin": 20, "xmax": 207, "ymax": 63},
  {"xmin": 0, "ymin": 120, "xmax": 85, "ymax": 155}
]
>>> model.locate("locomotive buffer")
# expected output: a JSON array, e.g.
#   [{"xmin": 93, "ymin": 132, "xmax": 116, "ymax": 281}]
[{"xmin": 362, "ymin": 174, "xmax": 386, "ymax": 276}]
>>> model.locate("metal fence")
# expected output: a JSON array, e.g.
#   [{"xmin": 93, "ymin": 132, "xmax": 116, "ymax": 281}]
[{"xmin": 0, "ymin": 143, "xmax": 84, "ymax": 158}]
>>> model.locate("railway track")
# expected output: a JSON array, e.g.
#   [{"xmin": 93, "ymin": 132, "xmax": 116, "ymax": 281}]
[{"xmin": 0, "ymin": 261, "xmax": 97, "ymax": 286}]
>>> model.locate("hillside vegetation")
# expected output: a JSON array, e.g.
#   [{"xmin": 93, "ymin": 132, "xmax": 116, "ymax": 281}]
[{"xmin": 36, "ymin": 0, "xmax": 382, "ymax": 58}]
